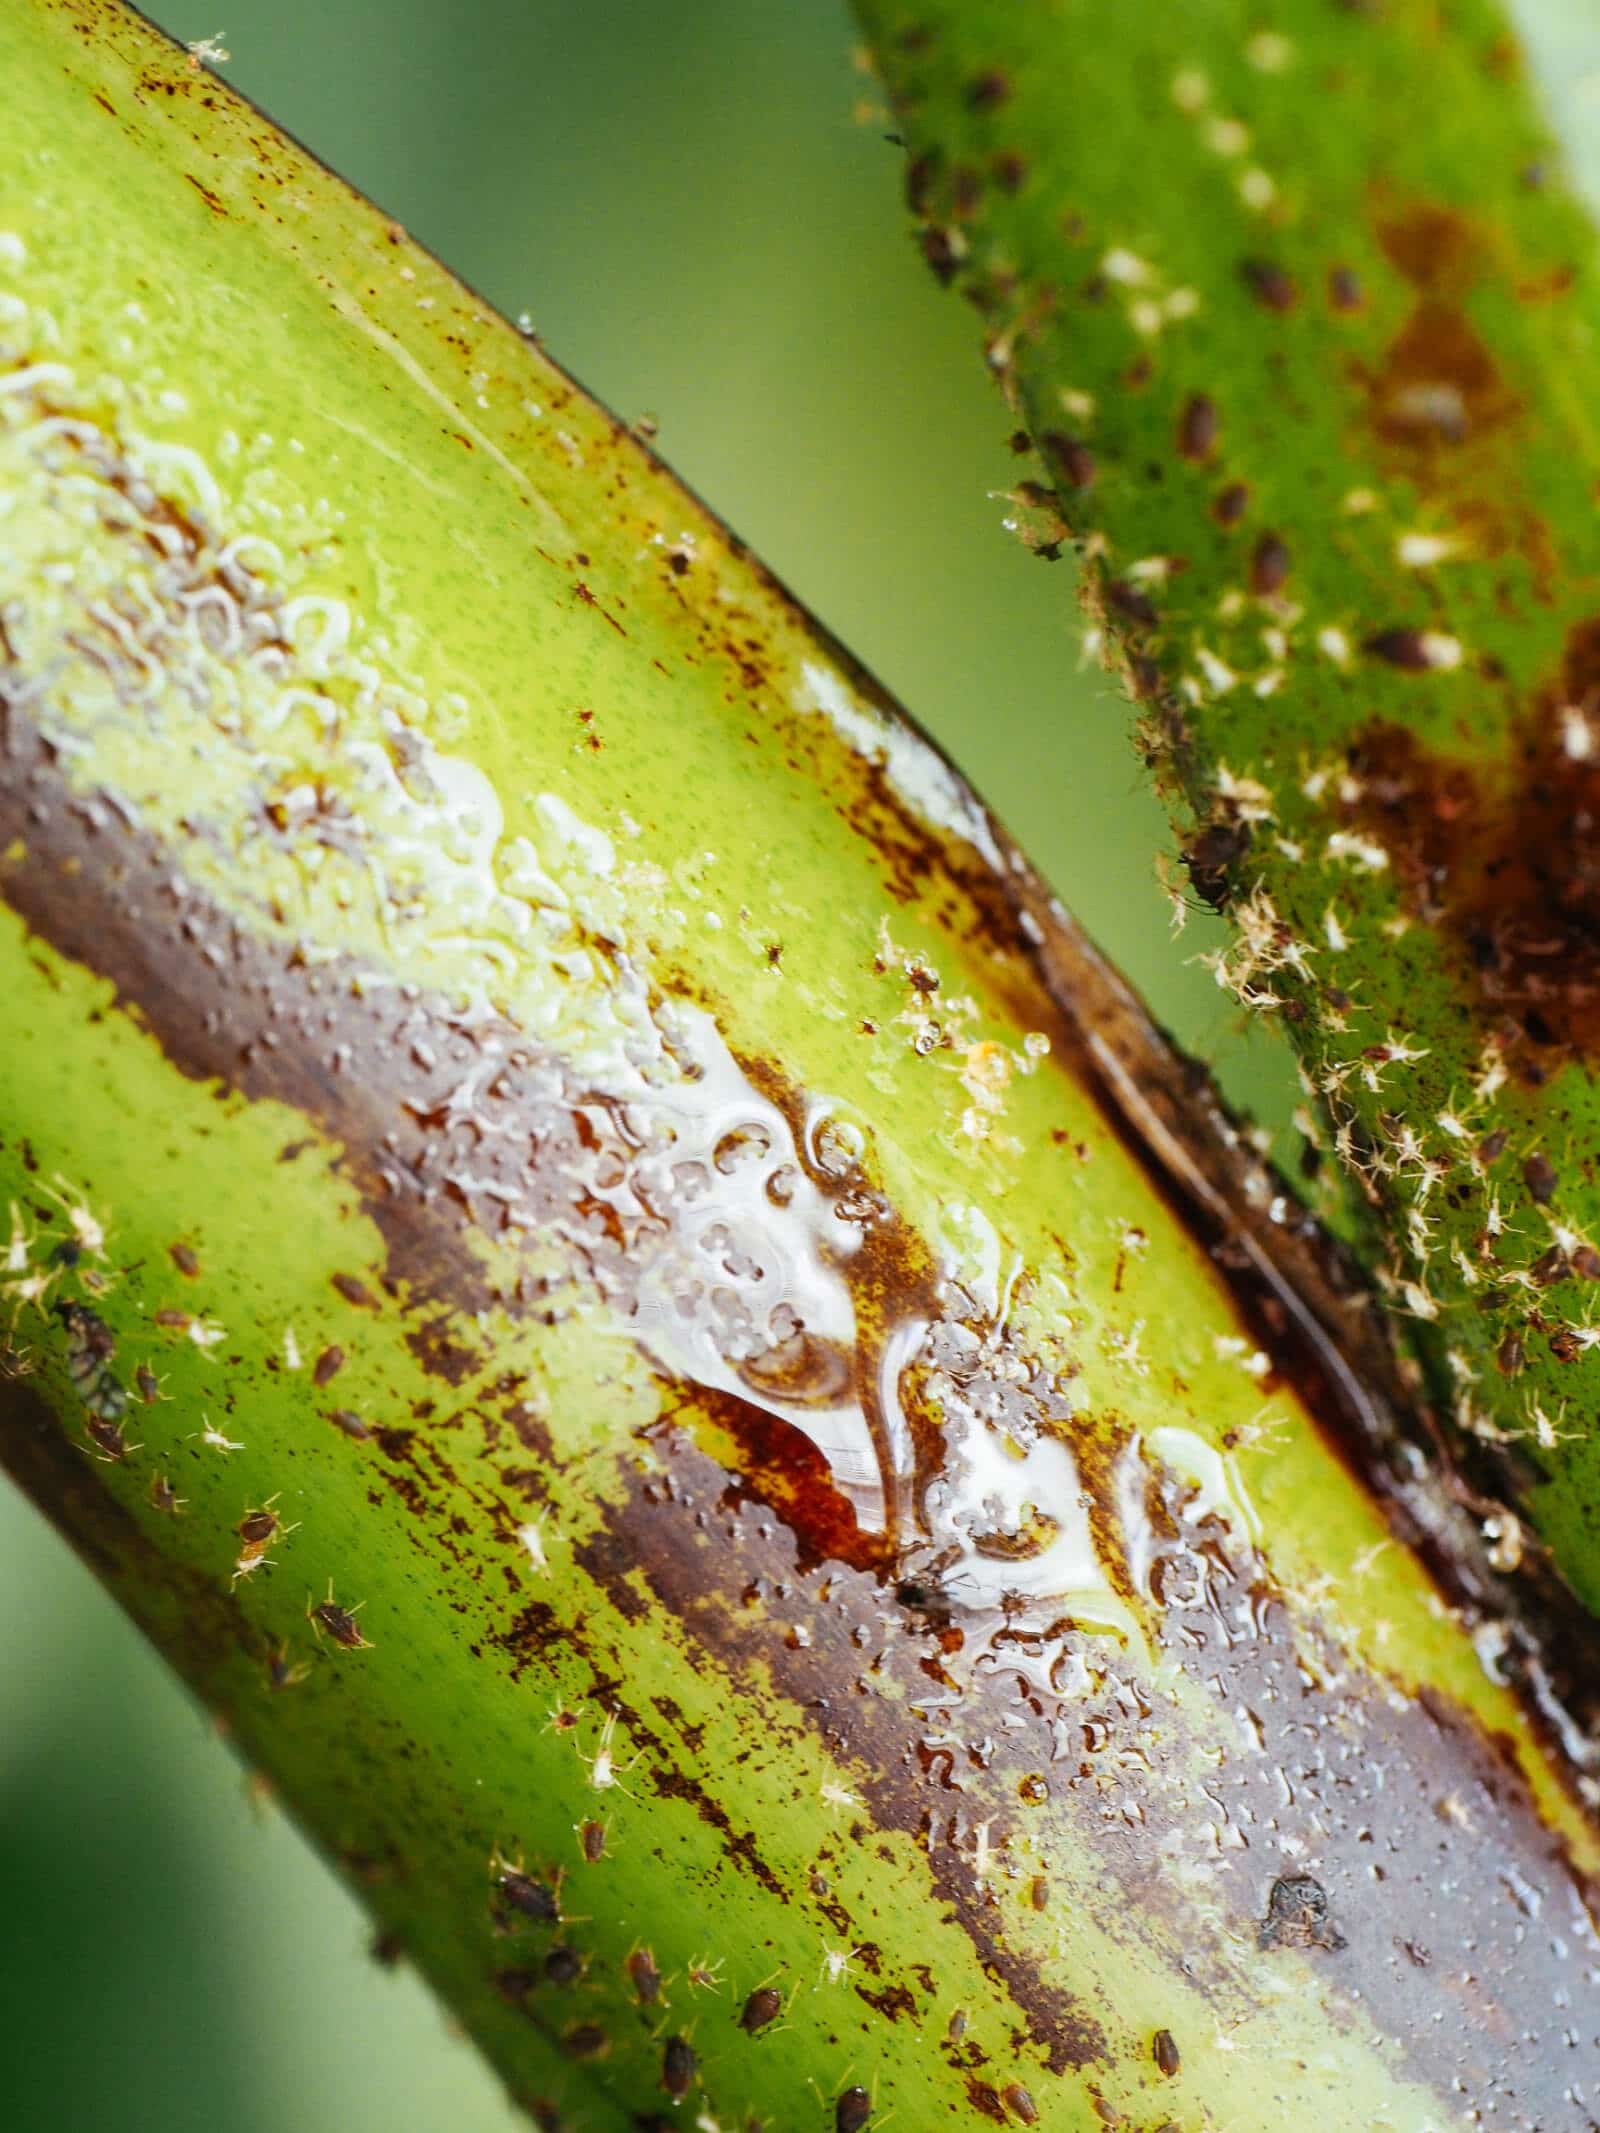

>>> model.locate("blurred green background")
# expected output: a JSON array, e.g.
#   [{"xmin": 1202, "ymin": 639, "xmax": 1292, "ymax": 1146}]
[{"xmin": 6, "ymin": 2, "xmax": 1600, "ymax": 2126}]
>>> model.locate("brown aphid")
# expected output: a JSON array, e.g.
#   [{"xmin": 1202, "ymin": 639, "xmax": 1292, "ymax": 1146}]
[
  {"xmin": 1183, "ymin": 820, "xmax": 1251, "ymax": 910},
  {"xmin": 921, "ymin": 226, "xmax": 963, "ymax": 286},
  {"xmin": 1250, "ymin": 532, "xmax": 1290, "ymax": 596},
  {"xmin": 1550, "ymin": 1326, "xmax": 1582, "ymax": 1363},
  {"xmin": 1153, "ymin": 2027, "xmax": 1182, "ymax": 2077},
  {"xmin": 85, "ymin": 1413, "xmax": 137, "ymax": 1463},
  {"xmin": 265, "ymin": 1639, "xmax": 311, "ymax": 1691},
  {"xmin": 626, "ymin": 1944, "xmax": 662, "ymax": 2004},
  {"xmin": 330, "ymin": 1271, "xmax": 378, "ymax": 1310},
  {"xmin": 312, "ymin": 1344, "xmax": 346, "ymax": 1386},
  {"xmin": 135, "ymin": 1363, "xmax": 166, "ymax": 1405},
  {"xmin": 965, "ymin": 68, "xmax": 1011, "ymax": 111},
  {"xmin": 1478, "ymin": 1128, "xmax": 1509, "ymax": 1165},
  {"xmin": 328, "ymin": 1408, "xmax": 372, "ymax": 1441},
  {"xmin": 1002, "ymin": 2086, "xmax": 1039, "ymax": 2126},
  {"xmin": 1213, "ymin": 479, "xmax": 1250, "ymax": 528},
  {"xmin": 498, "ymin": 1864, "xmax": 562, "ymax": 1924},
  {"xmin": 1496, "ymin": 1329, "xmax": 1525, "ymax": 1377},
  {"xmin": 149, "ymin": 1472, "xmax": 185, "ymax": 1515},
  {"xmin": 562, "ymin": 2022, "xmax": 609, "ymax": 2060},
  {"xmin": 1177, "ymin": 392, "xmax": 1218, "ymax": 461},
  {"xmin": 1040, "ymin": 429, "xmax": 1096, "ymax": 490},
  {"xmin": 740, "ymin": 1985, "xmax": 783, "ymax": 2033},
  {"xmin": 1530, "ymin": 1245, "xmax": 1568, "ymax": 1287},
  {"xmin": 168, "ymin": 1242, "xmax": 200, "ymax": 1277},
  {"xmin": 577, "ymin": 1818, "xmax": 607, "ymax": 1863},
  {"xmin": 836, "ymin": 2086, "xmax": 872, "ymax": 2133},
  {"xmin": 544, "ymin": 1944, "xmax": 584, "ymax": 1987},
  {"xmin": 1107, "ymin": 579, "xmax": 1159, "ymax": 631},
  {"xmin": 307, "ymin": 1580, "xmax": 370, "ymax": 1650},
  {"xmin": 661, "ymin": 2034, "xmax": 697, "ymax": 2099},
  {"xmin": 1028, "ymin": 1874, "xmax": 1049, "ymax": 1912},
  {"xmin": 1363, "ymin": 627, "xmax": 1432, "ymax": 671},
  {"xmin": 1524, "ymin": 1151, "xmax": 1558, "ymax": 1204},
  {"xmin": 1572, "ymin": 1244, "xmax": 1600, "ymax": 1280},
  {"xmin": 1240, "ymin": 257, "xmax": 1298, "ymax": 312}
]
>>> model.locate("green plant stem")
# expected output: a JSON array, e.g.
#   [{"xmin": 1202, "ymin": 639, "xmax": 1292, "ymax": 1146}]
[{"xmin": 5, "ymin": 4, "xmax": 1600, "ymax": 2127}]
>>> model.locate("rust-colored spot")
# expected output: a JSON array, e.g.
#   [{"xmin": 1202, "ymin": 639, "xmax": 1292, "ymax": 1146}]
[
  {"xmin": 1365, "ymin": 300, "xmax": 1513, "ymax": 452},
  {"xmin": 182, "ymin": 172, "xmax": 226, "ymax": 215},
  {"xmin": 1376, "ymin": 204, "xmax": 1485, "ymax": 294},
  {"xmin": 1343, "ymin": 617, "xmax": 1600, "ymax": 1058}
]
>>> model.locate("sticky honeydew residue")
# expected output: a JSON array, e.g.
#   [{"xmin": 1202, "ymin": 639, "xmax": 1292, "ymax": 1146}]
[{"xmin": 0, "ymin": 289, "xmax": 1306, "ymax": 1698}]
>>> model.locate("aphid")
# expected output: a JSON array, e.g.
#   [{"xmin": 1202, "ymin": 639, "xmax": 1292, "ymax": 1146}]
[
  {"xmin": 149, "ymin": 1473, "xmax": 185, "ymax": 1516},
  {"xmin": 265, "ymin": 1639, "xmax": 312, "ymax": 1691},
  {"xmin": 42, "ymin": 1174, "xmax": 109, "ymax": 1260},
  {"xmin": 543, "ymin": 1943, "xmax": 583, "ymax": 1987},
  {"xmin": 687, "ymin": 1953, "xmax": 725, "ymax": 1991},
  {"xmin": 577, "ymin": 1818, "xmax": 607, "ymax": 1864},
  {"xmin": 740, "ymin": 1986, "xmax": 783, "ymax": 2033},
  {"xmin": 562, "ymin": 2022, "xmax": 609, "ymax": 2060},
  {"xmin": 1249, "ymin": 531, "xmax": 1290, "ymax": 596},
  {"xmin": 626, "ymin": 1944, "xmax": 662, "ymax": 2004},
  {"xmin": 661, "ymin": 2035, "xmax": 697, "ymax": 2100},
  {"xmin": 56, "ymin": 1300, "xmax": 129, "ymax": 1424},
  {"xmin": 327, "ymin": 1408, "xmax": 372, "ymax": 1441},
  {"xmin": 836, "ymin": 2085, "xmax": 872, "ymax": 2133},
  {"xmin": 1153, "ymin": 2027, "xmax": 1182, "ymax": 2077},
  {"xmin": 195, "ymin": 1417, "xmax": 244, "ymax": 1453},
  {"xmin": 135, "ymin": 1363, "xmax": 168, "ymax": 1405},
  {"xmin": 579, "ymin": 1709, "xmax": 641, "ymax": 1795},
  {"xmin": 312, "ymin": 1344, "xmax": 346, "ymax": 1386},
  {"xmin": 492, "ymin": 1848, "xmax": 562, "ymax": 1925},
  {"xmin": 1240, "ymin": 256, "xmax": 1297, "ymax": 311},
  {"xmin": 1176, "ymin": 391, "xmax": 1218, "ymax": 462},
  {"xmin": 234, "ymin": 1494, "xmax": 297, "ymax": 1583},
  {"xmin": 306, "ymin": 1579, "xmax": 370, "ymax": 1650},
  {"xmin": 85, "ymin": 1412, "xmax": 139, "ymax": 1463},
  {"xmin": 1001, "ymin": 2087, "xmax": 1039, "ymax": 2127}
]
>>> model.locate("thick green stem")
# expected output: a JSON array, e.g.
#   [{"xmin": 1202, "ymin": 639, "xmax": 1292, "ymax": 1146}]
[
  {"xmin": 856, "ymin": 0, "xmax": 1600, "ymax": 1620},
  {"xmin": 5, "ymin": 3, "xmax": 1600, "ymax": 2126}
]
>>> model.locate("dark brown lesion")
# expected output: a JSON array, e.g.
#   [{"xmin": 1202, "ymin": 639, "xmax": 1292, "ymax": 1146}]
[{"xmin": 1342, "ymin": 615, "xmax": 1600, "ymax": 1062}]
